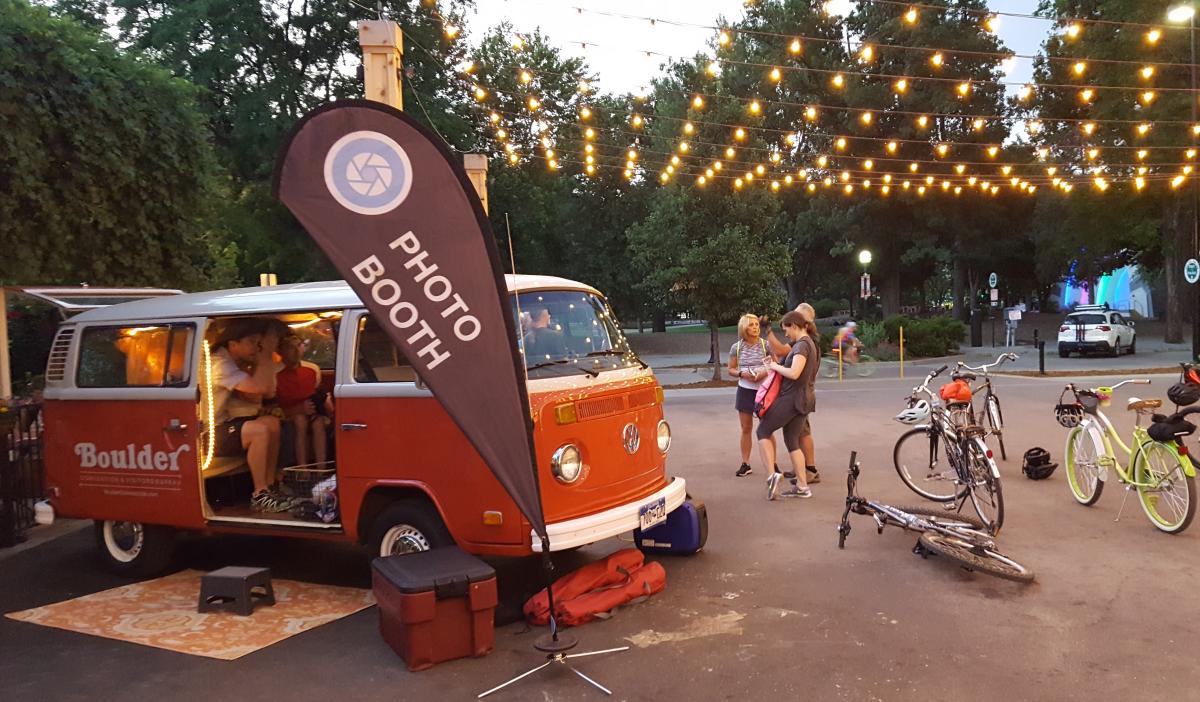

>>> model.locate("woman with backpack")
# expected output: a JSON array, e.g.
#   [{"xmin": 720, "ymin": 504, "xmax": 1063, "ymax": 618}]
[
  {"xmin": 728, "ymin": 313, "xmax": 773, "ymax": 477},
  {"xmin": 758, "ymin": 309, "xmax": 821, "ymax": 500}
]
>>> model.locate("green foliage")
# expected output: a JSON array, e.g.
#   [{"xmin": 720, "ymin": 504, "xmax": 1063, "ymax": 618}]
[
  {"xmin": 857, "ymin": 320, "xmax": 887, "ymax": 350},
  {"xmin": 883, "ymin": 314, "xmax": 965, "ymax": 357},
  {"xmin": 0, "ymin": 0, "xmax": 220, "ymax": 287}
]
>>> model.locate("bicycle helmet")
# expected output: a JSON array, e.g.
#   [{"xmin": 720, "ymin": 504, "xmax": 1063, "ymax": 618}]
[
  {"xmin": 1168, "ymin": 382, "xmax": 1200, "ymax": 407},
  {"xmin": 1022, "ymin": 447, "xmax": 1057, "ymax": 480},
  {"xmin": 895, "ymin": 399, "xmax": 931, "ymax": 425}
]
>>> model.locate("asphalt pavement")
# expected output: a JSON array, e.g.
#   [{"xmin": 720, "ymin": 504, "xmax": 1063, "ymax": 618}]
[{"xmin": 4, "ymin": 370, "xmax": 1200, "ymax": 701}]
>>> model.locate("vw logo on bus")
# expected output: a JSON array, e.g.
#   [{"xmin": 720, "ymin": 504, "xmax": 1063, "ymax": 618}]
[{"xmin": 622, "ymin": 423, "xmax": 640, "ymax": 455}]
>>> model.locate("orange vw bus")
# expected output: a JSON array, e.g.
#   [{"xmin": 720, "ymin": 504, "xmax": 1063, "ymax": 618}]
[{"xmin": 39, "ymin": 276, "xmax": 684, "ymax": 575}]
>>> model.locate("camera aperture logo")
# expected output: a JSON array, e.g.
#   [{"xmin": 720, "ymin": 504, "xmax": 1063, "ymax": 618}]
[{"xmin": 324, "ymin": 131, "xmax": 413, "ymax": 215}]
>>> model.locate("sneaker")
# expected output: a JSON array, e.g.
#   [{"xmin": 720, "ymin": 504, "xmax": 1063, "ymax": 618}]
[
  {"xmin": 252, "ymin": 488, "xmax": 295, "ymax": 513},
  {"xmin": 735, "ymin": 463, "xmax": 753, "ymax": 477},
  {"xmin": 766, "ymin": 472, "xmax": 782, "ymax": 501},
  {"xmin": 780, "ymin": 486, "xmax": 813, "ymax": 499},
  {"xmin": 806, "ymin": 468, "xmax": 821, "ymax": 485}
]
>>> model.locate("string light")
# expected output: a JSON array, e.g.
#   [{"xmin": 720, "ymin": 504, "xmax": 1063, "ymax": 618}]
[
  {"xmin": 527, "ymin": 96, "xmax": 540, "ymax": 110},
  {"xmin": 719, "ymin": 30, "xmax": 732, "ymax": 46},
  {"xmin": 860, "ymin": 45, "xmax": 875, "ymax": 62},
  {"xmin": 1079, "ymin": 88, "xmax": 1094, "ymax": 102},
  {"xmin": 832, "ymin": 73, "xmax": 845, "ymax": 88},
  {"xmin": 861, "ymin": 111, "xmax": 873, "ymax": 125},
  {"xmin": 1072, "ymin": 61, "xmax": 1087, "ymax": 76},
  {"xmin": 683, "ymin": 122, "xmax": 695, "ymax": 134},
  {"xmin": 894, "ymin": 78, "xmax": 908, "ymax": 93},
  {"xmin": 905, "ymin": 7, "xmax": 918, "ymax": 24},
  {"xmin": 1147, "ymin": 29, "xmax": 1162, "ymax": 45},
  {"xmin": 1141, "ymin": 91, "xmax": 1156, "ymax": 105},
  {"xmin": 707, "ymin": 61, "xmax": 720, "ymax": 76},
  {"xmin": 735, "ymin": 127, "xmax": 746, "ymax": 140},
  {"xmin": 1141, "ymin": 66, "xmax": 1156, "ymax": 80},
  {"xmin": 984, "ymin": 15, "xmax": 1000, "ymax": 33},
  {"xmin": 631, "ymin": 114, "xmax": 644, "ymax": 127},
  {"xmin": 987, "ymin": 146, "xmax": 999, "ymax": 158},
  {"xmin": 789, "ymin": 38, "xmax": 802, "ymax": 54},
  {"xmin": 887, "ymin": 141, "xmax": 899, "ymax": 153},
  {"xmin": 749, "ymin": 100, "xmax": 762, "ymax": 114},
  {"xmin": 769, "ymin": 67, "xmax": 782, "ymax": 82},
  {"xmin": 805, "ymin": 106, "xmax": 818, "ymax": 120},
  {"xmin": 972, "ymin": 118, "xmax": 985, "ymax": 131},
  {"xmin": 917, "ymin": 115, "xmax": 929, "ymax": 128},
  {"xmin": 579, "ymin": 106, "xmax": 592, "ymax": 120},
  {"xmin": 693, "ymin": 95, "xmax": 705, "ymax": 109},
  {"xmin": 520, "ymin": 70, "xmax": 533, "ymax": 84},
  {"xmin": 444, "ymin": 24, "xmax": 459, "ymax": 39},
  {"xmin": 930, "ymin": 52, "xmax": 944, "ymax": 68},
  {"xmin": 1018, "ymin": 85, "xmax": 1033, "ymax": 101},
  {"xmin": 474, "ymin": 86, "xmax": 487, "ymax": 100},
  {"xmin": 1065, "ymin": 22, "xmax": 1082, "ymax": 39}
]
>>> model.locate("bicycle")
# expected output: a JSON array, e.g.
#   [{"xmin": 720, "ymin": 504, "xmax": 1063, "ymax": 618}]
[
  {"xmin": 819, "ymin": 347, "xmax": 876, "ymax": 378},
  {"xmin": 837, "ymin": 451, "xmax": 1034, "ymax": 583},
  {"xmin": 1058, "ymin": 379, "xmax": 1198, "ymax": 534},
  {"xmin": 893, "ymin": 365, "xmax": 1005, "ymax": 533},
  {"xmin": 954, "ymin": 352, "xmax": 1018, "ymax": 461}
]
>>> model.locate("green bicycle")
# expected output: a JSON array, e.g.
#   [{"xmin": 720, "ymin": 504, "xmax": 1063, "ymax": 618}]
[{"xmin": 1057, "ymin": 379, "xmax": 1198, "ymax": 534}]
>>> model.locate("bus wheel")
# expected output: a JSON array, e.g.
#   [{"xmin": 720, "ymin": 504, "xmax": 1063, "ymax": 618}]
[
  {"xmin": 94, "ymin": 520, "xmax": 175, "ymax": 577},
  {"xmin": 368, "ymin": 500, "xmax": 453, "ymax": 558}
]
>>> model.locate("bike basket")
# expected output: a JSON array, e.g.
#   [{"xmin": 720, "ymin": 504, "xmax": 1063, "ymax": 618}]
[{"xmin": 1077, "ymin": 391, "xmax": 1100, "ymax": 414}]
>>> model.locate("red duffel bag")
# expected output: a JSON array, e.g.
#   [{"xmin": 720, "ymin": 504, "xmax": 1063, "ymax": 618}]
[
  {"xmin": 523, "ymin": 548, "xmax": 644, "ymax": 626},
  {"xmin": 555, "ymin": 561, "xmax": 667, "ymax": 626}
]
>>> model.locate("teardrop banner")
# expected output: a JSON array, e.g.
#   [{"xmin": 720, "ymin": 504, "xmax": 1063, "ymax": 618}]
[{"xmin": 273, "ymin": 100, "xmax": 546, "ymax": 540}]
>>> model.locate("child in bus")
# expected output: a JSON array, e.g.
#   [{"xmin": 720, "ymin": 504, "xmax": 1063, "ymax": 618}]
[{"xmin": 275, "ymin": 333, "xmax": 332, "ymax": 467}]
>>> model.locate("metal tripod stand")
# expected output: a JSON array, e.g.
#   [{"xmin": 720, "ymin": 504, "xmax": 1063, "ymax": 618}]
[{"xmin": 477, "ymin": 629, "xmax": 629, "ymax": 698}]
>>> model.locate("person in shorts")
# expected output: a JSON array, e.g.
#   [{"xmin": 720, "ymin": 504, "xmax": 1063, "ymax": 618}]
[
  {"xmin": 758, "ymin": 310, "xmax": 820, "ymax": 500},
  {"xmin": 727, "ymin": 313, "xmax": 773, "ymax": 477},
  {"xmin": 275, "ymin": 333, "xmax": 332, "ymax": 467},
  {"xmin": 209, "ymin": 318, "xmax": 290, "ymax": 512},
  {"xmin": 763, "ymin": 302, "xmax": 821, "ymax": 484}
]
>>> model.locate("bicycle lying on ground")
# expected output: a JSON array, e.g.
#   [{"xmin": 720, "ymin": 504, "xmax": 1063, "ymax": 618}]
[
  {"xmin": 893, "ymin": 365, "xmax": 1005, "ymax": 533},
  {"xmin": 837, "ymin": 451, "xmax": 1034, "ymax": 583},
  {"xmin": 1058, "ymin": 379, "xmax": 1198, "ymax": 534},
  {"xmin": 955, "ymin": 353, "xmax": 1018, "ymax": 461},
  {"xmin": 820, "ymin": 348, "xmax": 876, "ymax": 378}
]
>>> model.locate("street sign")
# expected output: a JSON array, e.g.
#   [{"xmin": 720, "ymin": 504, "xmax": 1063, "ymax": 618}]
[
  {"xmin": 988, "ymin": 272, "xmax": 998, "ymax": 289},
  {"xmin": 1186, "ymin": 258, "xmax": 1200, "ymax": 285},
  {"xmin": 990, "ymin": 288, "xmax": 999, "ymax": 303}
]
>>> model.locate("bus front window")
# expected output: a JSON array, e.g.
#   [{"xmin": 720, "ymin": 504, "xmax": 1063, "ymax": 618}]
[{"xmin": 511, "ymin": 291, "xmax": 642, "ymax": 376}]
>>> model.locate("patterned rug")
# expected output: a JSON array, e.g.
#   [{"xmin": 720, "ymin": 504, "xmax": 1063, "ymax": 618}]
[{"xmin": 6, "ymin": 570, "xmax": 375, "ymax": 660}]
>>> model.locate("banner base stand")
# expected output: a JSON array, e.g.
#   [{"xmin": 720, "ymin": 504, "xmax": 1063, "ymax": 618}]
[{"xmin": 477, "ymin": 636, "xmax": 628, "ymax": 698}]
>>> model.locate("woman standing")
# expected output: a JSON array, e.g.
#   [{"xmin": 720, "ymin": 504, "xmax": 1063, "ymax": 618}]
[
  {"xmin": 728, "ymin": 313, "xmax": 771, "ymax": 477},
  {"xmin": 758, "ymin": 309, "xmax": 820, "ymax": 500}
]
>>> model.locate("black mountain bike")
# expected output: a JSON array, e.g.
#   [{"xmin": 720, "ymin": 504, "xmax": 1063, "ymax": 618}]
[
  {"xmin": 955, "ymin": 352, "xmax": 1017, "ymax": 461},
  {"xmin": 838, "ymin": 452, "xmax": 1034, "ymax": 583}
]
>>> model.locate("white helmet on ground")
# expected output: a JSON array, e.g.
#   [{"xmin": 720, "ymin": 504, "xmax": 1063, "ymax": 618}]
[{"xmin": 894, "ymin": 399, "xmax": 931, "ymax": 425}]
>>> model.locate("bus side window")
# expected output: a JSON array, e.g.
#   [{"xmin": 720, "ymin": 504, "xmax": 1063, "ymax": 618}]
[
  {"xmin": 355, "ymin": 316, "xmax": 416, "ymax": 383},
  {"xmin": 77, "ymin": 324, "xmax": 195, "ymax": 388}
]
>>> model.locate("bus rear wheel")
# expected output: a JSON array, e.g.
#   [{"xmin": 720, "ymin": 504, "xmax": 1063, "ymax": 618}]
[
  {"xmin": 368, "ymin": 500, "xmax": 454, "ymax": 558},
  {"xmin": 93, "ymin": 520, "xmax": 176, "ymax": 578}
]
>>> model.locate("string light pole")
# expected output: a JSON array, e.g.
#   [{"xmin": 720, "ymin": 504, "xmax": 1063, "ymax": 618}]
[{"xmin": 1168, "ymin": 3, "xmax": 1200, "ymax": 360}]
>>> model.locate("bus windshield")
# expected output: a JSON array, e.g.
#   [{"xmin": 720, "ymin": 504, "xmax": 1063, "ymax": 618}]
[{"xmin": 510, "ymin": 290, "xmax": 642, "ymax": 376}]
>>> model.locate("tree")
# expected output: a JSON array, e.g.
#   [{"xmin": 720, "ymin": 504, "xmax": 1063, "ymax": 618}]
[
  {"xmin": 0, "ymin": 0, "xmax": 222, "ymax": 287},
  {"xmin": 1028, "ymin": 0, "xmax": 1195, "ymax": 339}
]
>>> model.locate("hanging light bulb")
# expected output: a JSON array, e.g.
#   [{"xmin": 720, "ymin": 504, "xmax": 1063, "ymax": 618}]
[
  {"xmin": 489, "ymin": 111, "xmax": 500, "ymax": 123},
  {"xmin": 930, "ymin": 52, "xmax": 944, "ymax": 68},
  {"xmin": 905, "ymin": 7, "xmax": 918, "ymax": 24},
  {"xmin": 917, "ymin": 115, "xmax": 929, "ymax": 128},
  {"xmin": 805, "ymin": 106, "xmax": 818, "ymax": 121},
  {"xmin": 735, "ymin": 178, "xmax": 744, "ymax": 189},
  {"xmin": 984, "ymin": 15, "xmax": 1000, "ymax": 32},
  {"xmin": 1079, "ymin": 88, "xmax": 1094, "ymax": 102},
  {"xmin": 631, "ymin": 114, "xmax": 644, "ymax": 127},
  {"xmin": 887, "ymin": 141, "xmax": 899, "ymax": 154},
  {"xmin": 1081, "ymin": 122, "xmax": 1096, "ymax": 135},
  {"xmin": 957, "ymin": 81, "xmax": 972, "ymax": 97},
  {"xmin": 683, "ymin": 122, "xmax": 695, "ymax": 135},
  {"xmin": 1173, "ymin": 174, "xmax": 1187, "ymax": 188},
  {"xmin": 690, "ymin": 95, "xmax": 705, "ymax": 110},
  {"xmin": 894, "ymin": 78, "xmax": 908, "ymax": 94},
  {"xmin": 973, "ymin": 118, "xmax": 985, "ymax": 131},
  {"xmin": 628, "ymin": 149, "xmax": 638, "ymax": 161},
  {"xmin": 1073, "ymin": 61, "xmax": 1087, "ymax": 76},
  {"xmin": 864, "ymin": 159, "xmax": 874, "ymax": 170},
  {"xmin": 1001, "ymin": 165, "xmax": 1013, "ymax": 175},
  {"xmin": 444, "ymin": 24, "xmax": 460, "ymax": 39},
  {"xmin": 719, "ymin": 30, "xmax": 732, "ymax": 46},
  {"xmin": 786, "ymin": 133, "xmax": 799, "ymax": 146},
  {"xmin": 790, "ymin": 38, "xmax": 802, "ymax": 54},
  {"xmin": 1087, "ymin": 148, "xmax": 1100, "ymax": 160},
  {"xmin": 769, "ymin": 67, "xmax": 782, "ymax": 82},
  {"xmin": 1141, "ymin": 65, "xmax": 1156, "ymax": 80},
  {"xmin": 678, "ymin": 141, "xmax": 690, "ymax": 153},
  {"xmin": 1188, "ymin": 149, "xmax": 1198, "ymax": 159},
  {"xmin": 726, "ymin": 146, "xmax": 736, "ymax": 158},
  {"xmin": 520, "ymin": 70, "xmax": 533, "ymax": 84},
  {"xmin": 1135, "ymin": 176, "xmax": 1146, "ymax": 190},
  {"xmin": 832, "ymin": 73, "xmax": 845, "ymax": 88},
  {"xmin": 987, "ymin": 146, "xmax": 999, "ymax": 158},
  {"xmin": 859, "ymin": 45, "xmax": 874, "ymax": 62},
  {"xmin": 495, "ymin": 128, "xmax": 507, "ymax": 140},
  {"xmin": 909, "ymin": 162, "xmax": 919, "ymax": 172},
  {"xmin": 579, "ymin": 106, "xmax": 592, "ymax": 120},
  {"xmin": 584, "ymin": 127, "xmax": 595, "ymax": 140},
  {"xmin": 1141, "ymin": 91, "xmax": 1156, "ymax": 105},
  {"xmin": 1136, "ymin": 122, "xmax": 1151, "ymax": 136},
  {"xmin": 918, "ymin": 185, "xmax": 927, "ymax": 196},
  {"xmin": 817, "ymin": 155, "xmax": 829, "ymax": 167},
  {"xmin": 770, "ymin": 152, "xmax": 782, "ymax": 163},
  {"xmin": 474, "ymin": 86, "xmax": 487, "ymax": 100},
  {"xmin": 1046, "ymin": 166, "xmax": 1058, "ymax": 176},
  {"xmin": 1137, "ymin": 149, "xmax": 1148, "ymax": 160},
  {"xmin": 936, "ymin": 143, "xmax": 949, "ymax": 157},
  {"xmin": 955, "ymin": 164, "xmax": 967, "ymax": 174},
  {"xmin": 861, "ymin": 111, "xmax": 873, "ymax": 125},
  {"xmin": 836, "ymin": 137, "xmax": 847, "ymax": 150},
  {"xmin": 527, "ymin": 96, "xmax": 540, "ymax": 111},
  {"xmin": 748, "ymin": 100, "xmax": 762, "ymax": 114},
  {"xmin": 1065, "ymin": 22, "xmax": 1082, "ymax": 39},
  {"xmin": 841, "ymin": 170, "xmax": 851, "ymax": 182},
  {"xmin": 1018, "ymin": 85, "xmax": 1033, "ymax": 101},
  {"xmin": 1147, "ymin": 29, "xmax": 1162, "ymax": 45},
  {"xmin": 734, "ymin": 127, "xmax": 746, "ymax": 140},
  {"xmin": 707, "ymin": 61, "xmax": 721, "ymax": 76}
]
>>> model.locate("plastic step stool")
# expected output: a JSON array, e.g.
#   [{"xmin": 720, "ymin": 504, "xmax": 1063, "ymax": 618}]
[{"xmin": 198, "ymin": 566, "xmax": 276, "ymax": 616}]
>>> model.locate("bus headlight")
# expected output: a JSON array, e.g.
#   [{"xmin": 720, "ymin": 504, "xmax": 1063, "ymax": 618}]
[
  {"xmin": 551, "ymin": 444, "xmax": 583, "ymax": 484},
  {"xmin": 656, "ymin": 420, "xmax": 672, "ymax": 453}
]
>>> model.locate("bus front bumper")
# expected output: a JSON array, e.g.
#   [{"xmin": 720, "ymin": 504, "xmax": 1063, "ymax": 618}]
[{"xmin": 530, "ymin": 477, "xmax": 687, "ymax": 552}]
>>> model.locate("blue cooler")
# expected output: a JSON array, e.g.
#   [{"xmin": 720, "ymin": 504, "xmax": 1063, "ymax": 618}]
[{"xmin": 634, "ymin": 498, "xmax": 707, "ymax": 555}]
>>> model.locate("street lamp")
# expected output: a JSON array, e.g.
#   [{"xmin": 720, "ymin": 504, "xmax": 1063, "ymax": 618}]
[
  {"xmin": 1168, "ymin": 4, "xmax": 1200, "ymax": 360},
  {"xmin": 858, "ymin": 249, "xmax": 873, "ymax": 266}
]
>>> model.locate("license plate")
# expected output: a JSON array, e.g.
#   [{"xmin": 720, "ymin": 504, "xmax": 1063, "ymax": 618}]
[{"xmin": 638, "ymin": 497, "xmax": 667, "ymax": 531}]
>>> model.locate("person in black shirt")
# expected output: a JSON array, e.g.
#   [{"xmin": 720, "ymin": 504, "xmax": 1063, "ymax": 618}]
[{"xmin": 757, "ymin": 310, "xmax": 820, "ymax": 500}]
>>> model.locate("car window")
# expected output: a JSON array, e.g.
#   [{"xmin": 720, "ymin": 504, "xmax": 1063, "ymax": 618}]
[
  {"xmin": 1068, "ymin": 314, "xmax": 1106, "ymax": 325},
  {"xmin": 76, "ymin": 324, "xmax": 194, "ymax": 387}
]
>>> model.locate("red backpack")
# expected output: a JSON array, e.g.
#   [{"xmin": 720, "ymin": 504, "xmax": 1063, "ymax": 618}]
[{"xmin": 754, "ymin": 370, "xmax": 780, "ymax": 418}]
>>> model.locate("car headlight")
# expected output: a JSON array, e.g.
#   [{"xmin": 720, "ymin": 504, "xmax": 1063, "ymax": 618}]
[
  {"xmin": 656, "ymin": 420, "xmax": 672, "ymax": 453},
  {"xmin": 551, "ymin": 444, "xmax": 583, "ymax": 484}
]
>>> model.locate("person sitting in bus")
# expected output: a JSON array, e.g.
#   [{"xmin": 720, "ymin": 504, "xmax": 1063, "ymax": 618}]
[
  {"xmin": 275, "ymin": 333, "xmax": 332, "ymax": 468},
  {"xmin": 524, "ymin": 307, "xmax": 567, "ymax": 359},
  {"xmin": 210, "ymin": 318, "xmax": 290, "ymax": 513},
  {"xmin": 833, "ymin": 320, "xmax": 862, "ymax": 364}
]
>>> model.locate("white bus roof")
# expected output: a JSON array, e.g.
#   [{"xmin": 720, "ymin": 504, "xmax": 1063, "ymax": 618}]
[{"xmin": 68, "ymin": 275, "xmax": 602, "ymax": 323}]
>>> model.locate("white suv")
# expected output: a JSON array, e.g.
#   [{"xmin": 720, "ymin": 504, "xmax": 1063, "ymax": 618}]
[{"xmin": 1057, "ymin": 306, "xmax": 1136, "ymax": 357}]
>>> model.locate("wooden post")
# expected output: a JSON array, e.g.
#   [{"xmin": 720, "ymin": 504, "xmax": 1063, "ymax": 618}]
[
  {"xmin": 359, "ymin": 20, "xmax": 403, "ymax": 110},
  {"xmin": 899, "ymin": 326, "xmax": 905, "ymax": 379},
  {"xmin": 463, "ymin": 153, "xmax": 489, "ymax": 214},
  {"xmin": 0, "ymin": 288, "xmax": 10, "ymax": 402}
]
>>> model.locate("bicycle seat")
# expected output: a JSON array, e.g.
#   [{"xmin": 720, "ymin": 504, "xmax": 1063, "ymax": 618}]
[
  {"xmin": 952, "ymin": 371, "xmax": 977, "ymax": 382},
  {"xmin": 1127, "ymin": 397, "xmax": 1163, "ymax": 413}
]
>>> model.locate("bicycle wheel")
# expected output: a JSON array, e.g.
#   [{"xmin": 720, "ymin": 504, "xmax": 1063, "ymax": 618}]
[
  {"xmin": 855, "ymin": 355, "xmax": 876, "ymax": 377},
  {"xmin": 894, "ymin": 427, "xmax": 959, "ymax": 502},
  {"xmin": 892, "ymin": 505, "xmax": 987, "ymax": 531},
  {"xmin": 1065, "ymin": 423, "xmax": 1106, "ymax": 506},
  {"xmin": 985, "ymin": 395, "xmax": 1006, "ymax": 461},
  {"xmin": 1133, "ymin": 443, "xmax": 1197, "ymax": 534},
  {"xmin": 965, "ymin": 439, "xmax": 1005, "ymax": 534},
  {"xmin": 820, "ymin": 357, "xmax": 839, "ymax": 379},
  {"xmin": 917, "ymin": 531, "xmax": 1035, "ymax": 583}
]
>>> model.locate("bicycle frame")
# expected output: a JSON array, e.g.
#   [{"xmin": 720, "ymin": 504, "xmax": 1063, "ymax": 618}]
[
  {"xmin": 958, "ymin": 353, "xmax": 1016, "ymax": 429},
  {"xmin": 1071, "ymin": 380, "xmax": 1197, "ymax": 485}
]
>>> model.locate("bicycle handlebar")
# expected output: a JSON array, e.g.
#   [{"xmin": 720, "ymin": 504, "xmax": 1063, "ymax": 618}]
[{"xmin": 958, "ymin": 353, "xmax": 1018, "ymax": 374}]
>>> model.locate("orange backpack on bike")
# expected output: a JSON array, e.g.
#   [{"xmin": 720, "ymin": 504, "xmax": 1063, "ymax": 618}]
[{"xmin": 939, "ymin": 379, "xmax": 972, "ymax": 403}]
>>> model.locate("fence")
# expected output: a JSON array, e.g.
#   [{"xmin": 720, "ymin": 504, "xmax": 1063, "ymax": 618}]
[{"xmin": 1, "ymin": 403, "xmax": 44, "ymax": 547}]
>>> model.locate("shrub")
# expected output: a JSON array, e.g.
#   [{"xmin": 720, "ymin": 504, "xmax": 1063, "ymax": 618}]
[
  {"xmin": 811, "ymin": 298, "xmax": 848, "ymax": 319},
  {"xmin": 857, "ymin": 321, "xmax": 887, "ymax": 350},
  {"xmin": 882, "ymin": 315, "xmax": 964, "ymax": 357}
]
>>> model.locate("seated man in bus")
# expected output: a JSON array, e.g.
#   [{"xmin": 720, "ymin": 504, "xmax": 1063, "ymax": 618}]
[
  {"xmin": 524, "ymin": 307, "xmax": 567, "ymax": 359},
  {"xmin": 210, "ymin": 318, "xmax": 291, "ymax": 512}
]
